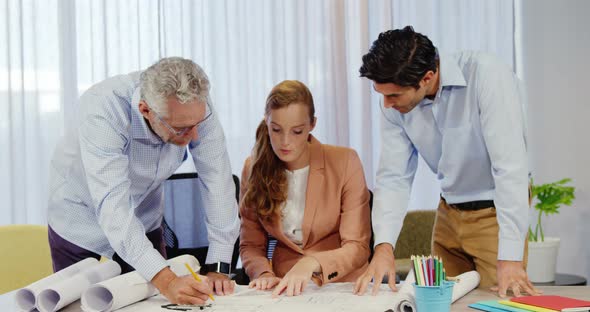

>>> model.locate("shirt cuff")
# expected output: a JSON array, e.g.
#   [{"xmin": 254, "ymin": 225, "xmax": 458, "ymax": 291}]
[
  {"xmin": 134, "ymin": 247, "xmax": 169, "ymax": 281},
  {"xmin": 306, "ymin": 254, "xmax": 329, "ymax": 286},
  {"xmin": 374, "ymin": 237, "xmax": 398, "ymax": 251},
  {"xmin": 205, "ymin": 242, "xmax": 234, "ymax": 264},
  {"xmin": 498, "ymin": 237, "xmax": 525, "ymax": 261}
]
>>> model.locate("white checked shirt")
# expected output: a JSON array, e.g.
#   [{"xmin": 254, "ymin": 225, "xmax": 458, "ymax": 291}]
[{"xmin": 47, "ymin": 71, "xmax": 240, "ymax": 281}]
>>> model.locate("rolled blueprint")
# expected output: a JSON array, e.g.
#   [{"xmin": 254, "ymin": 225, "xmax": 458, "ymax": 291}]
[
  {"xmin": 15, "ymin": 257, "xmax": 99, "ymax": 312},
  {"xmin": 395, "ymin": 269, "xmax": 481, "ymax": 312},
  {"xmin": 81, "ymin": 254, "xmax": 200, "ymax": 312},
  {"xmin": 37, "ymin": 260, "xmax": 121, "ymax": 312}
]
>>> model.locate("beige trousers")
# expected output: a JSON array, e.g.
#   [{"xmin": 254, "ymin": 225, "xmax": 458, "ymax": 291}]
[{"xmin": 431, "ymin": 199, "xmax": 528, "ymax": 288}]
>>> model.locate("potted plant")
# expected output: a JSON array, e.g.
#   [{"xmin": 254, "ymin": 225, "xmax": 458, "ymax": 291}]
[{"xmin": 526, "ymin": 178, "xmax": 575, "ymax": 283}]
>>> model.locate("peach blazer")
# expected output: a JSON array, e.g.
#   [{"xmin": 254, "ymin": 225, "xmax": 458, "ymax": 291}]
[{"xmin": 239, "ymin": 135, "xmax": 371, "ymax": 285}]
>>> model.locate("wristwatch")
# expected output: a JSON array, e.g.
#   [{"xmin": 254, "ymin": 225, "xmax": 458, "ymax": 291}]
[{"xmin": 199, "ymin": 262, "xmax": 231, "ymax": 276}]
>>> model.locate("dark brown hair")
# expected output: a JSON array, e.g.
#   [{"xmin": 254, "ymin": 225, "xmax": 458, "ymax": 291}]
[
  {"xmin": 242, "ymin": 80, "xmax": 315, "ymax": 221},
  {"xmin": 359, "ymin": 26, "xmax": 438, "ymax": 89}
]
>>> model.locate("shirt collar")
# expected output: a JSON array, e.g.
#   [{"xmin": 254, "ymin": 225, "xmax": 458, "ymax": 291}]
[
  {"xmin": 419, "ymin": 54, "xmax": 467, "ymax": 107},
  {"xmin": 438, "ymin": 54, "xmax": 467, "ymax": 88},
  {"xmin": 130, "ymin": 87, "xmax": 164, "ymax": 145}
]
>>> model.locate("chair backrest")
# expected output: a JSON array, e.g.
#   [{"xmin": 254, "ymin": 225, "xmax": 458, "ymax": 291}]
[
  {"xmin": 266, "ymin": 234, "xmax": 278, "ymax": 260},
  {"xmin": 393, "ymin": 210, "xmax": 436, "ymax": 259},
  {"xmin": 162, "ymin": 173, "xmax": 240, "ymax": 270},
  {"xmin": 0, "ymin": 225, "xmax": 53, "ymax": 294}
]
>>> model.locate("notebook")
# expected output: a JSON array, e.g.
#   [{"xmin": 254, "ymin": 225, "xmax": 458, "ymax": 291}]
[
  {"xmin": 511, "ymin": 296, "xmax": 590, "ymax": 312},
  {"xmin": 470, "ymin": 300, "xmax": 532, "ymax": 312},
  {"xmin": 500, "ymin": 300, "xmax": 558, "ymax": 312},
  {"xmin": 470, "ymin": 303, "xmax": 512, "ymax": 312}
]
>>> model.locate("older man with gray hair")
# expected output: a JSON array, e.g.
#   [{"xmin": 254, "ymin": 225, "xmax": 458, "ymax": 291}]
[{"xmin": 47, "ymin": 57, "xmax": 239, "ymax": 304}]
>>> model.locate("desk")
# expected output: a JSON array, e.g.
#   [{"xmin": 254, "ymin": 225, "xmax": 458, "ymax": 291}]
[
  {"xmin": 533, "ymin": 273, "xmax": 587, "ymax": 286},
  {"xmin": 2, "ymin": 286, "xmax": 589, "ymax": 311}
]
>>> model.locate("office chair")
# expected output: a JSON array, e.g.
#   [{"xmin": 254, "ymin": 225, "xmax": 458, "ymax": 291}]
[
  {"xmin": 162, "ymin": 173, "xmax": 241, "ymax": 272},
  {"xmin": 0, "ymin": 225, "xmax": 53, "ymax": 294}
]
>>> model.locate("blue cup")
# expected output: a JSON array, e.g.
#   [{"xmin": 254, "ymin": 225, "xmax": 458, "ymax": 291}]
[{"xmin": 413, "ymin": 281, "xmax": 455, "ymax": 312}]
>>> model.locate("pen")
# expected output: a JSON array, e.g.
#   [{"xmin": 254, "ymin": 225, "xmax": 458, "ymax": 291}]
[{"xmin": 184, "ymin": 263, "xmax": 215, "ymax": 302}]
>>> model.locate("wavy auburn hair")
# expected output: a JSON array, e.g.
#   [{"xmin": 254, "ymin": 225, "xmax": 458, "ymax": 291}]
[{"xmin": 242, "ymin": 80, "xmax": 315, "ymax": 221}]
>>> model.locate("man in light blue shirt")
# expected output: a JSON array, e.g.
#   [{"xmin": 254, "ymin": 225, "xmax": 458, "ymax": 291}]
[
  {"xmin": 353, "ymin": 26, "xmax": 539, "ymax": 298},
  {"xmin": 47, "ymin": 57, "xmax": 239, "ymax": 304}
]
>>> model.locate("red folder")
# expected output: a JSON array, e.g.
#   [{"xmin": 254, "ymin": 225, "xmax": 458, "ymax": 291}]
[{"xmin": 511, "ymin": 295, "xmax": 590, "ymax": 311}]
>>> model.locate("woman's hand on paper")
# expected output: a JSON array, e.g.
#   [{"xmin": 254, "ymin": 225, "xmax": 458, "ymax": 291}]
[
  {"xmin": 248, "ymin": 272, "xmax": 281, "ymax": 290},
  {"xmin": 492, "ymin": 260, "xmax": 541, "ymax": 298},
  {"xmin": 271, "ymin": 256, "xmax": 320, "ymax": 297},
  {"xmin": 206, "ymin": 272, "xmax": 235, "ymax": 295},
  {"xmin": 153, "ymin": 268, "xmax": 213, "ymax": 305},
  {"xmin": 354, "ymin": 243, "xmax": 398, "ymax": 296}
]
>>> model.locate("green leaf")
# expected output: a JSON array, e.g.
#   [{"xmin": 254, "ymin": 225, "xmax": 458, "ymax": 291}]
[{"xmin": 529, "ymin": 178, "xmax": 575, "ymax": 242}]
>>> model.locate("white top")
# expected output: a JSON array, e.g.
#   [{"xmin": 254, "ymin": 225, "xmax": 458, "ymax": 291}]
[{"xmin": 281, "ymin": 166, "xmax": 310, "ymax": 246}]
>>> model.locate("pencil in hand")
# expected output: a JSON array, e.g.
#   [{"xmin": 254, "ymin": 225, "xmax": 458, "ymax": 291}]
[{"xmin": 184, "ymin": 263, "xmax": 215, "ymax": 302}]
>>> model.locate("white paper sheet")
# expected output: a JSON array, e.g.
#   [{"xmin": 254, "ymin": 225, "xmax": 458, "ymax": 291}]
[
  {"xmin": 396, "ymin": 270, "xmax": 481, "ymax": 312},
  {"xmin": 81, "ymin": 254, "xmax": 200, "ymax": 312},
  {"xmin": 36, "ymin": 260, "xmax": 121, "ymax": 312},
  {"xmin": 117, "ymin": 283, "xmax": 396, "ymax": 312},
  {"xmin": 115, "ymin": 270, "xmax": 480, "ymax": 312},
  {"xmin": 14, "ymin": 257, "xmax": 99, "ymax": 312}
]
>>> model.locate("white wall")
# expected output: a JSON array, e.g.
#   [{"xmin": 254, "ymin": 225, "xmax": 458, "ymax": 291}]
[{"xmin": 517, "ymin": 0, "xmax": 590, "ymax": 281}]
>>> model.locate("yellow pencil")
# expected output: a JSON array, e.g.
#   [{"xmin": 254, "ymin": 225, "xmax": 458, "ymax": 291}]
[{"xmin": 184, "ymin": 263, "xmax": 215, "ymax": 301}]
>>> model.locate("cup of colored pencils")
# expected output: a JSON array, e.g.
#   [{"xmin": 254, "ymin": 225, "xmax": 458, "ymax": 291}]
[{"xmin": 411, "ymin": 255, "xmax": 454, "ymax": 312}]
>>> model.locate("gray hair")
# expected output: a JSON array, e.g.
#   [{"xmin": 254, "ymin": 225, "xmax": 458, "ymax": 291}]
[{"xmin": 140, "ymin": 57, "xmax": 210, "ymax": 117}]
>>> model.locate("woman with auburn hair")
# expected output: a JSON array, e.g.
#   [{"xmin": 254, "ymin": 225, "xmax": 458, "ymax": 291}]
[{"xmin": 239, "ymin": 80, "xmax": 371, "ymax": 297}]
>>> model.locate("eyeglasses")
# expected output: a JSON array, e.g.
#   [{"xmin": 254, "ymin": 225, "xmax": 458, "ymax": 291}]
[{"xmin": 151, "ymin": 102, "xmax": 212, "ymax": 137}]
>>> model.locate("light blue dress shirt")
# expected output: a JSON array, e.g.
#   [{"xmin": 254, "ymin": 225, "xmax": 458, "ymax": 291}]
[
  {"xmin": 48, "ymin": 72, "xmax": 240, "ymax": 281},
  {"xmin": 372, "ymin": 52, "xmax": 529, "ymax": 261}
]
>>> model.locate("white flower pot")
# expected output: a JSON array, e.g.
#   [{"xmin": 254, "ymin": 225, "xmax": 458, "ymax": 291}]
[{"xmin": 526, "ymin": 237, "xmax": 560, "ymax": 283}]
